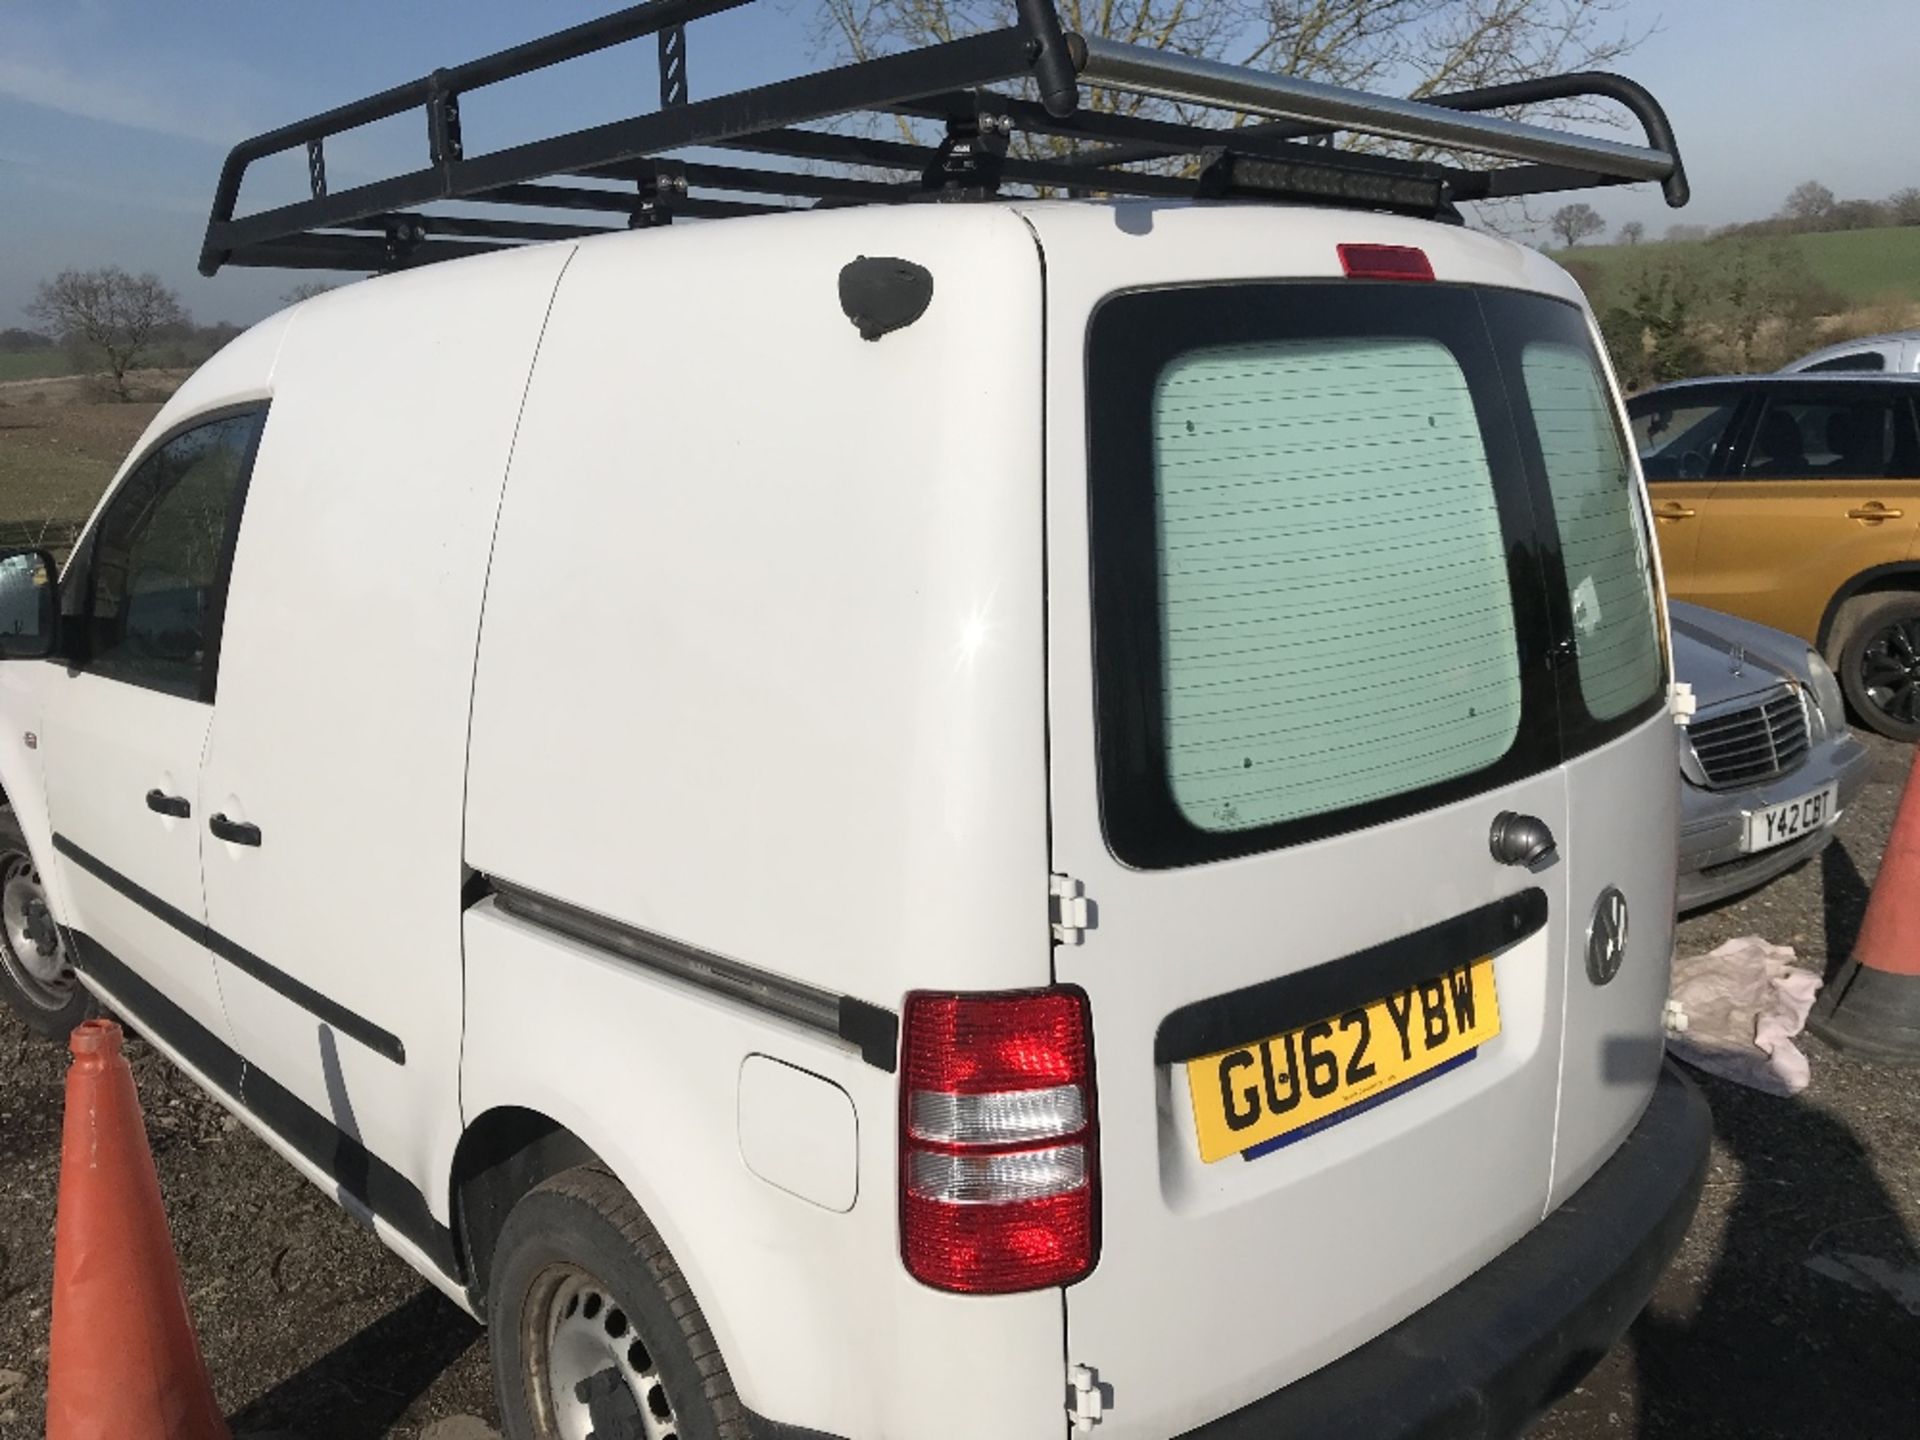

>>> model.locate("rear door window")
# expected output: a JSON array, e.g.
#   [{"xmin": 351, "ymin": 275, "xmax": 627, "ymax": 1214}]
[
  {"xmin": 1090, "ymin": 284, "xmax": 1574, "ymax": 867},
  {"xmin": 1498, "ymin": 299, "xmax": 1666, "ymax": 732},
  {"xmin": 1088, "ymin": 283, "xmax": 1661, "ymax": 868},
  {"xmin": 1739, "ymin": 391, "xmax": 1920, "ymax": 480},
  {"xmin": 1148, "ymin": 334, "xmax": 1523, "ymax": 835}
]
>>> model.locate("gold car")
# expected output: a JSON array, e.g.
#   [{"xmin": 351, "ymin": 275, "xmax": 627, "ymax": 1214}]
[{"xmin": 1628, "ymin": 375, "xmax": 1920, "ymax": 740}]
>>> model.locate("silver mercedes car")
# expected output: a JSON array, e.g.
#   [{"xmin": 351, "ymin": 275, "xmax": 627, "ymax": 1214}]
[{"xmin": 1672, "ymin": 601, "xmax": 1873, "ymax": 910}]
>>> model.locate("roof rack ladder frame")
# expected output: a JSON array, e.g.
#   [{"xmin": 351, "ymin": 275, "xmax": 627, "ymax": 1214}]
[{"xmin": 1073, "ymin": 36, "xmax": 1679, "ymax": 194}]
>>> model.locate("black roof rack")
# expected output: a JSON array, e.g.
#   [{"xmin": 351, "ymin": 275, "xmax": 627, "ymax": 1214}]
[{"xmin": 198, "ymin": 0, "xmax": 1689, "ymax": 276}]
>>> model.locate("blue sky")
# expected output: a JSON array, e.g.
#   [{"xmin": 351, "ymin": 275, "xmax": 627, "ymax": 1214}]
[{"xmin": 2, "ymin": 1, "xmax": 1915, "ymax": 331}]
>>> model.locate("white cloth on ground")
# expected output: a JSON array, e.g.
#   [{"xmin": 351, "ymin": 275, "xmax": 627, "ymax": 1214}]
[{"xmin": 1664, "ymin": 935, "xmax": 1822, "ymax": 1096}]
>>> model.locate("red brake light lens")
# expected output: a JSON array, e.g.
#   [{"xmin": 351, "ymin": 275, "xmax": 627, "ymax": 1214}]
[
  {"xmin": 1337, "ymin": 243, "xmax": 1435, "ymax": 282},
  {"xmin": 904, "ymin": 990, "xmax": 1087, "ymax": 1093},
  {"xmin": 900, "ymin": 988, "xmax": 1098, "ymax": 1294}
]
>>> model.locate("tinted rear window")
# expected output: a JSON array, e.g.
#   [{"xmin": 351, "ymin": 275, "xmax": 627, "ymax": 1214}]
[
  {"xmin": 1150, "ymin": 336, "xmax": 1523, "ymax": 834},
  {"xmin": 1520, "ymin": 341, "xmax": 1662, "ymax": 721},
  {"xmin": 1088, "ymin": 283, "xmax": 1661, "ymax": 868}
]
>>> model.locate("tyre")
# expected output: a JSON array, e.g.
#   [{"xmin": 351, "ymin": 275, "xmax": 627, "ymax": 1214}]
[
  {"xmin": 489, "ymin": 1165, "xmax": 747, "ymax": 1440},
  {"xmin": 1832, "ymin": 592, "xmax": 1920, "ymax": 742},
  {"xmin": 0, "ymin": 806, "xmax": 96, "ymax": 1040}
]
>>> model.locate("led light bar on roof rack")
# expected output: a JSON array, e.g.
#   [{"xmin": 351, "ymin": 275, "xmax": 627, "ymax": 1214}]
[{"xmin": 196, "ymin": 0, "xmax": 1689, "ymax": 277}]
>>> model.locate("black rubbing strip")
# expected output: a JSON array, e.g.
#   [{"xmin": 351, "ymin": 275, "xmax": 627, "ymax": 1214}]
[
  {"xmin": 492, "ymin": 879, "xmax": 901, "ymax": 1073},
  {"xmin": 837, "ymin": 996, "xmax": 900, "ymax": 1074},
  {"xmin": 68, "ymin": 930, "xmax": 458, "ymax": 1277},
  {"xmin": 1153, "ymin": 888, "xmax": 1549, "ymax": 1066},
  {"xmin": 235, "ymin": 1038, "xmax": 452, "ymax": 1271},
  {"xmin": 54, "ymin": 833, "xmax": 206, "ymax": 943},
  {"xmin": 54, "ymin": 832, "xmax": 406, "ymax": 1066},
  {"xmin": 68, "ymin": 928, "xmax": 245, "ymax": 1098},
  {"xmin": 203, "ymin": 930, "xmax": 406, "ymax": 1066}
]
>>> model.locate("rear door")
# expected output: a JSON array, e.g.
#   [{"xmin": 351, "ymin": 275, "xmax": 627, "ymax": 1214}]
[
  {"xmin": 1688, "ymin": 382, "xmax": 1920, "ymax": 641},
  {"xmin": 1036, "ymin": 216, "xmax": 1668, "ymax": 1439},
  {"xmin": 1628, "ymin": 385, "xmax": 1745, "ymax": 593}
]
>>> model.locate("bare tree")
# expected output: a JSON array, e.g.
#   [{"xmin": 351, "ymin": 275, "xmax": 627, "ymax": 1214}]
[
  {"xmin": 281, "ymin": 281, "xmax": 336, "ymax": 305},
  {"xmin": 817, "ymin": 1, "xmax": 1642, "ymax": 156},
  {"xmin": 1616, "ymin": 219, "xmax": 1645, "ymax": 245},
  {"xmin": 1780, "ymin": 180, "xmax": 1836, "ymax": 227},
  {"xmin": 1890, "ymin": 187, "xmax": 1920, "ymax": 228},
  {"xmin": 27, "ymin": 268, "xmax": 188, "ymax": 401},
  {"xmin": 1550, "ymin": 202, "xmax": 1606, "ymax": 247}
]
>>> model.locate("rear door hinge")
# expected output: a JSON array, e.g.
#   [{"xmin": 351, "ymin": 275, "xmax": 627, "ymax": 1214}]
[
  {"xmin": 1050, "ymin": 872, "xmax": 1092, "ymax": 945},
  {"xmin": 1067, "ymin": 1367, "xmax": 1113, "ymax": 1436},
  {"xmin": 1067, "ymin": 1363, "xmax": 1107, "ymax": 1431}
]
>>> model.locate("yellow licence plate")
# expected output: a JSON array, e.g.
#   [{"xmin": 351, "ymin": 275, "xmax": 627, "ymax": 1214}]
[{"xmin": 1187, "ymin": 960, "xmax": 1502, "ymax": 1163}]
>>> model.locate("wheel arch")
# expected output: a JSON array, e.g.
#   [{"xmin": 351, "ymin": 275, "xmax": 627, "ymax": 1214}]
[
  {"xmin": 1817, "ymin": 562, "xmax": 1920, "ymax": 654},
  {"xmin": 449, "ymin": 1105, "xmax": 602, "ymax": 1311}
]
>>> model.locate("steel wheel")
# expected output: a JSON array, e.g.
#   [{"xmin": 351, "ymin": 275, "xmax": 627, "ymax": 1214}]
[
  {"xmin": 490, "ymin": 1168, "xmax": 744, "ymax": 1440},
  {"xmin": 522, "ymin": 1263, "xmax": 685, "ymax": 1440},
  {"xmin": 0, "ymin": 843, "xmax": 74, "ymax": 1011}
]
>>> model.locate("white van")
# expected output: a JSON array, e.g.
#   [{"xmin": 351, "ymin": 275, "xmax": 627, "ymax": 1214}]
[{"xmin": 0, "ymin": 9, "xmax": 1711, "ymax": 1438}]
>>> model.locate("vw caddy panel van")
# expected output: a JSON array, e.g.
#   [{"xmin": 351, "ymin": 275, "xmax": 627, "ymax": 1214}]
[{"xmin": 0, "ymin": 7, "xmax": 1710, "ymax": 1437}]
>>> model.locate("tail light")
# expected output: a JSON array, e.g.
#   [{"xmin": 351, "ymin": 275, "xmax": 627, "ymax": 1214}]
[
  {"xmin": 1338, "ymin": 243, "xmax": 1435, "ymax": 281},
  {"xmin": 900, "ymin": 987, "xmax": 1098, "ymax": 1293}
]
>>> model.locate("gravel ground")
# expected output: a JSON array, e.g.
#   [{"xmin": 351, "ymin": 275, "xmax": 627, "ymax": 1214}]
[{"xmin": 1, "ymin": 736, "xmax": 1916, "ymax": 1439}]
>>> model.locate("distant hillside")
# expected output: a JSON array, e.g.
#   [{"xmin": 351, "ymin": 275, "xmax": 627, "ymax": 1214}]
[
  {"xmin": 1553, "ymin": 225, "xmax": 1920, "ymax": 307},
  {"xmin": 0, "ymin": 351, "xmax": 76, "ymax": 383}
]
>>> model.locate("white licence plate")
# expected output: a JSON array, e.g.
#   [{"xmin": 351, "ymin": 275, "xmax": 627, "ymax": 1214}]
[{"xmin": 1742, "ymin": 783, "xmax": 1839, "ymax": 853}]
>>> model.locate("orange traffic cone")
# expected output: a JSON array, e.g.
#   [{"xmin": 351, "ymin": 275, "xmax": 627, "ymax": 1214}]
[
  {"xmin": 45, "ymin": 1018, "xmax": 231, "ymax": 1440},
  {"xmin": 1812, "ymin": 748, "xmax": 1920, "ymax": 1064}
]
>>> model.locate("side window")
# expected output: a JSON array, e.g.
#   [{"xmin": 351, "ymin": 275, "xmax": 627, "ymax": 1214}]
[
  {"xmin": 1802, "ymin": 352, "xmax": 1886, "ymax": 373},
  {"xmin": 1628, "ymin": 398, "xmax": 1737, "ymax": 480},
  {"xmin": 1740, "ymin": 394, "xmax": 1918, "ymax": 481},
  {"xmin": 85, "ymin": 411, "xmax": 261, "ymax": 700}
]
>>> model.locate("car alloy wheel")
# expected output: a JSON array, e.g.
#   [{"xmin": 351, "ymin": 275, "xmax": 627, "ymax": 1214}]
[{"xmin": 1858, "ymin": 614, "xmax": 1920, "ymax": 730}]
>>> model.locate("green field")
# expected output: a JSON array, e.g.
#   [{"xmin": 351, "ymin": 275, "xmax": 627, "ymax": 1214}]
[
  {"xmin": 1785, "ymin": 226, "xmax": 1920, "ymax": 303},
  {"xmin": 0, "ymin": 350, "xmax": 77, "ymax": 382},
  {"xmin": 1555, "ymin": 225, "xmax": 1920, "ymax": 306},
  {"xmin": 0, "ymin": 401, "xmax": 159, "ymax": 550}
]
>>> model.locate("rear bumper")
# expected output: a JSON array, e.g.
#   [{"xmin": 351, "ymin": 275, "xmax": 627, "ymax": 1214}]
[{"xmin": 1176, "ymin": 1063, "xmax": 1711, "ymax": 1440}]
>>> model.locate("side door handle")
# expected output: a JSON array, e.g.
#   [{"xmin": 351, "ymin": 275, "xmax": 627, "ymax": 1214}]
[
  {"xmin": 145, "ymin": 789, "xmax": 192, "ymax": 819},
  {"xmin": 1846, "ymin": 503, "xmax": 1903, "ymax": 522},
  {"xmin": 1653, "ymin": 502, "xmax": 1697, "ymax": 521},
  {"xmin": 209, "ymin": 813, "xmax": 263, "ymax": 847}
]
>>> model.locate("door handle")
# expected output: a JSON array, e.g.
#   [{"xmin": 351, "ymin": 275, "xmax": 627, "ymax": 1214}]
[
  {"xmin": 1846, "ymin": 503, "xmax": 1903, "ymax": 522},
  {"xmin": 1653, "ymin": 503, "xmax": 1697, "ymax": 520},
  {"xmin": 1489, "ymin": 811, "xmax": 1557, "ymax": 868},
  {"xmin": 145, "ymin": 789, "xmax": 191, "ymax": 819},
  {"xmin": 209, "ymin": 813, "xmax": 262, "ymax": 847}
]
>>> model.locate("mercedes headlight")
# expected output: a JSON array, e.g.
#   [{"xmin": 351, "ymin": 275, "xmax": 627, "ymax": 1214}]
[{"xmin": 1805, "ymin": 649, "xmax": 1847, "ymax": 734}]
